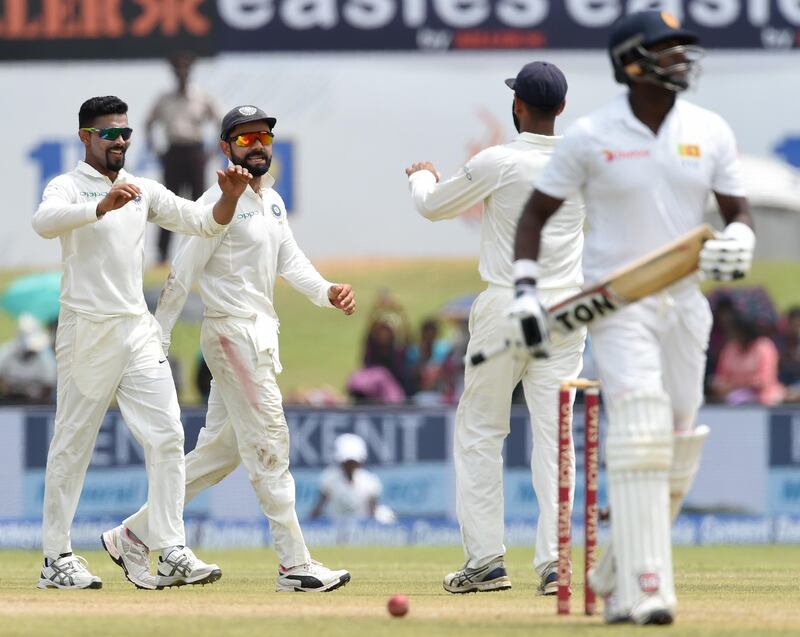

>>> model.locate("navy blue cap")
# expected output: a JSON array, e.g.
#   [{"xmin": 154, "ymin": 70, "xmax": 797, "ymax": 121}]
[
  {"xmin": 505, "ymin": 61, "xmax": 567, "ymax": 110},
  {"xmin": 609, "ymin": 10, "xmax": 698, "ymax": 55},
  {"xmin": 220, "ymin": 105, "xmax": 277, "ymax": 140}
]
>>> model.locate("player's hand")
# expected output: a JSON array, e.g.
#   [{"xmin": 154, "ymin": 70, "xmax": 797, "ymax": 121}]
[
  {"xmin": 96, "ymin": 182, "xmax": 142, "ymax": 217},
  {"xmin": 699, "ymin": 222, "xmax": 755, "ymax": 281},
  {"xmin": 505, "ymin": 284, "xmax": 550, "ymax": 359},
  {"xmin": 405, "ymin": 161, "xmax": 441, "ymax": 182},
  {"xmin": 328, "ymin": 283, "xmax": 355, "ymax": 315},
  {"xmin": 216, "ymin": 165, "xmax": 252, "ymax": 199}
]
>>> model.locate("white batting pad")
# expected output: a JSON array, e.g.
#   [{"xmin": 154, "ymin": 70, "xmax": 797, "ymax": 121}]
[
  {"xmin": 608, "ymin": 469, "xmax": 675, "ymax": 617},
  {"xmin": 605, "ymin": 391, "xmax": 673, "ymax": 472},
  {"xmin": 669, "ymin": 425, "xmax": 710, "ymax": 521},
  {"xmin": 587, "ymin": 544, "xmax": 616, "ymax": 597}
]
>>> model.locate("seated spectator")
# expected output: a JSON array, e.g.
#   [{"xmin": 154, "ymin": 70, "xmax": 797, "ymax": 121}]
[
  {"xmin": 309, "ymin": 433, "xmax": 395, "ymax": 542},
  {"xmin": 406, "ymin": 317, "xmax": 454, "ymax": 404},
  {"xmin": 777, "ymin": 306, "xmax": 800, "ymax": 392},
  {"xmin": 705, "ymin": 295, "xmax": 737, "ymax": 394},
  {"xmin": 711, "ymin": 316, "xmax": 785, "ymax": 405},
  {"xmin": 0, "ymin": 314, "xmax": 57, "ymax": 404},
  {"xmin": 347, "ymin": 292, "xmax": 413, "ymax": 403}
]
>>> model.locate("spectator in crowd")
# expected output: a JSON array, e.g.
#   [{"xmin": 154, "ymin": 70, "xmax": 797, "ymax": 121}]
[
  {"xmin": 146, "ymin": 52, "xmax": 221, "ymax": 265},
  {"xmin": 705, "ymin": 295, "xmax": 737, "ymax": 394},
  {"xmin": 711, "ymin": 315, "xmax": 785, "ymax": 405},
  {"xmin": 309, "ymin": 433, "xmax": 394, "ymax": 542},
  {"xmin": 406, "ymin": 317, "xmax": 454, "ymax": 404},
  {"xmin": 777, "ymin": 306, "xmax": 800, "ymax": 396},
  {"xmin": 0, "ymin": 314, "xmax": 57, "ymax": 404},
  {"xmin": 347, "ymin": 292, "xmax": 413, "ymax": 403}
]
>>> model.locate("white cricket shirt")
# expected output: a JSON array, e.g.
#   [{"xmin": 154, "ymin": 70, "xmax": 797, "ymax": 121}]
[
  {"xmin": 319, "ymin": 464, "xmax": 382, "ymax": 519},
  {"xmin": 408, "ymin": 132, "xmax": 584, "ymax": 290},
  {"xmin": 32, "ymin": 161, "xmax": 226, "ymax": 318},
  {"xmin": 535, "ymin": 95, "xmax": 745, "ymax": 284},
  {"xmin": 156, "ymin": 174, "xmax": 332, "ymax": 354}
]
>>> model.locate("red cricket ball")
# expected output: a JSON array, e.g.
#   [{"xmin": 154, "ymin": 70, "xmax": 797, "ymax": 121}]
[{"xmin": 387, "ymin": 593, "xmax": 409, "ymax": 617}]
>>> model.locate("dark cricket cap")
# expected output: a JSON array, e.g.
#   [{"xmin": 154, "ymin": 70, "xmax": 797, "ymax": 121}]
[
  {"xmin": 220, "ymin": 105, "xmax": 277, "ymax": 140},
  {"xmin": 504, "ymin": 61, "xmax": 567, "ymax": 109},
  {"xmin": 608, "ymin": 10, "xmax": 698, "ymax": 55}
]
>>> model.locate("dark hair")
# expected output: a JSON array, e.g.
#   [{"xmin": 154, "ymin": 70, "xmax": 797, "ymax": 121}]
[
  {"xmin": 78, "ymin": 96, "xmax": 128, "ymax": 128},
  {"xmin": 733, "ymin": 315, "xmax": 759, "ymax": 346},
  {"xmin": 787, "ymin": 306, "xmax": 800, "ymax": 321}
]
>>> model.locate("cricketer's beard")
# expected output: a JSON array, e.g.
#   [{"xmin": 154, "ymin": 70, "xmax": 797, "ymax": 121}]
[
  {"xmin": 232, "ymin": 150, "xmax": 271, "ymax": 177},
  {"xmin": 512, "ymin": 100, "xmax": 521, "ymax": 133},
  {"xmin": 106, "ymin": 146, "xmax": 127, "ymax": 171}
]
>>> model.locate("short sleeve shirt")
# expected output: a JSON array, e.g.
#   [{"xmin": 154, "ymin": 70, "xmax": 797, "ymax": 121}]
[{"xmin": 536, "ymin": 95, "xmax": 745, "ymax": 284}]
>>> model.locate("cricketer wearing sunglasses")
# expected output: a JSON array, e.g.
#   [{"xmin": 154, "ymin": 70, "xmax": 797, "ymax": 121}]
[
  {"xmin": 32, "ymin": 95, "xmax": 252, "ymax": 591},
  {"xmin": 118, "ymin": 105, "xmax": 355, "ymax": 593}
]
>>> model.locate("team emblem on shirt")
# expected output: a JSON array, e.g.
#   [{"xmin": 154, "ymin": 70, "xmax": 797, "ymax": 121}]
[
  {"xmin": 271, "ymin": 204, "xmax": 282, "ymax": 218},
  {"xmin": 677, "ymin": 144, "xmax": 701, "ymax": 157}
]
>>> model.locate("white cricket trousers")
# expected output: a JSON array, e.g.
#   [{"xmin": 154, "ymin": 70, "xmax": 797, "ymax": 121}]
[
  {"xmin": 125, "ymin": 316, "xmax": 310, "ymax": 568},
  {"xmin": 457, "ymin": 284, "xmax": 585, "ymax": 573},
  {"xmin": 589, "ymin": 282, "xmax": 712, "ymax": 430},
  {"xmin": 590, "ymin": 282, "xmax": 712, "ymax": 612},
  {"xmin": 43, "ymin": 309, "xmax": 185, "ymax": 558}
]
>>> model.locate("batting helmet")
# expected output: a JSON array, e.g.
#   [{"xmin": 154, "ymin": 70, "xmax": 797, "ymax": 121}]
[{"xmin": 609, "ymin": 10, "xmax": 703, "ymax": 92}]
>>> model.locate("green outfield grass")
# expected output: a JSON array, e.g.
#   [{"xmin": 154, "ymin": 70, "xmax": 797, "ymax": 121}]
[
  {"xmin": 2, "ymin": 259, "xmax": 800, "ymax": 405},
  {"xmin": 1, "ymin": 545, "xmax": 798, "ymax": 636}
]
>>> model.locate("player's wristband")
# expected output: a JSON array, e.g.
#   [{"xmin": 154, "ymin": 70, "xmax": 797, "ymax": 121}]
[{"xmin": 513, "ymin": 259, "xmax": 540, "ymax": 282}]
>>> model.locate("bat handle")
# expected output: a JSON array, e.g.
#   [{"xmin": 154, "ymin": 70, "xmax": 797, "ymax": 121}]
[{"xmin": 468, "ymin": 339, "xmax": 511, "ymax": 366}]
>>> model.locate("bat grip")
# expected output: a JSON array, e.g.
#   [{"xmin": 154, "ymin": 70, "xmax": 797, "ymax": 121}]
[{"xmin": 468, "ymin": 339, "xmax": 510, "ymax": 366}]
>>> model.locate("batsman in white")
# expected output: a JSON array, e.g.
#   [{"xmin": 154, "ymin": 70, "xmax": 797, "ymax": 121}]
[
  {"xmin": 32, "ymin": 95, "xmax": 252, "ymax": 590},
  {"xmin": 405, "ymin": 62, "xmax": 586, "ymax": 595},
  {"xmin": 509, "ymin": 11, "xmax": 754, "ymax": 625},
  {"xmin": 113, "ymin": 105, "xmax": 355, "ymax": 593}
]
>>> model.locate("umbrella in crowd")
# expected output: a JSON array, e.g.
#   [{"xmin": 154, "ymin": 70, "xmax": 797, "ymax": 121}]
[
  {"xmin": 706, "ymin": 285, "xmax": 779, "ymax": 331},
  {"xmin": 0, "ymin": 271, "xmax": 61, "ymax": 325}
]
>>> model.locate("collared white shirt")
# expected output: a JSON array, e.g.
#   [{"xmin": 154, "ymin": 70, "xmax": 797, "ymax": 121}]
[
  {"xmin": 156, "ymin": 174, "xmax": 332, "ymax": 355},
  {"xmin": 536, "ymin": 95, "xmax": 745, "ymax": 285},
  {"xmin": 408, "ymin": 132, "xmax": 584, "ymax": 291},
  {"xmin": 32, "ymin": 161, "xmax": 226, "ymax": 318}
]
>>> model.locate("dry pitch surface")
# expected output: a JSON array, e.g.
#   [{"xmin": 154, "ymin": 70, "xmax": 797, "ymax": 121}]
[{"xmin": 1, "ymin": 545, "xmax": 799, "ymax": 637}]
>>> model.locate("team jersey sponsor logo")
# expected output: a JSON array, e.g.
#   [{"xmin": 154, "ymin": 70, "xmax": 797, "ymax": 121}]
[
  {"xmin": 639, "ymin": 572, "xmax": 661, "ymax": 593},
  {"xmin": 602, "ymin": 149, "xmax": 651, "ymax": 162},
  {"xmin": 80, "ymin": 191, "xmax": 108, "ymax": 198},
  {"xmin": 462, "ymin": 166, "xmax": 473, "ymax": 181},
  {"xmin": 236, "ymin": 210, "xmax": 263, "ymax": 221},
  {"xmin": 678, "ymin": 144, "xmax": 702, "ymax": 157}
]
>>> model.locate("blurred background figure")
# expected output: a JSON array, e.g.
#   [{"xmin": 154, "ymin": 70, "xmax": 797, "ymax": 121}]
[
  {"xmin": 0, "ymin": 314, "xmax": 56, "ymax": 404},
  {"xmin": 347, "ymin": 291, "xmax": 412, "ymax": 403},
  {"xmin": 406, "ymin": 317, "xmax": 454, "ymax": 405},
  {"xmin": 146, "ymin": 51, "xmax": 221, "ymax": 265},
  {"xmin": 711, "ymin": 314, "xmax": 785, "ymax": 405},
  {"xmin": 777, "ymin": 306, "xmax": 800, "ymax": 402},
  {"xmin": 310, "ymin": 433, "xmax": 395, "ymax": 543}
]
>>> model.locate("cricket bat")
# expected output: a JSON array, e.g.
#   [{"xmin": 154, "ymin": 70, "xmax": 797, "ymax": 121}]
[{"xmin": 470, "ymin": 224, "xmax": 716, "ymax": 365}]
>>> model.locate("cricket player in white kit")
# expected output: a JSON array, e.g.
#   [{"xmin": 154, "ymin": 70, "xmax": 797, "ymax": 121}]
[
  {"xmin": 406, "ymin": 62, "xmax": 586, "ymax": 594},
  {"xmin": 509, "ymin": 12, "xmax": 754, "ymax": 624},
  {"xmin": 33, "ymin": 96, "xmax": 252, "ymax": 590},
  {"xmin": 114, "ymin": 105, "xmax": 355, "ymax": 593}
]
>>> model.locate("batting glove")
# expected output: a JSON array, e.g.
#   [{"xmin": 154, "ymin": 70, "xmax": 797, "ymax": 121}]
[
  {"xmin": 505, "ymin": 283, "xmax": 550, "ymax": 359},
  {"xmin": 699, "ymin": 222, "xmax": 755, "ymax": 281}
]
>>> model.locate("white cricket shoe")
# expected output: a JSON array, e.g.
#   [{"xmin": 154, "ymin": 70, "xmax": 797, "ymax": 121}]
[
  {"xmin": 276, "ymin": 560, "xmax": 351, "ymax": 592},
  {"xmin": 537, "ymin": 561, "xmax": 559, "ymax": 596},
  {"xmin": 630, "ymin": 594, "xmax": 674, "ymax": 625},
  {"xmin": 443, "ymin": 557, "xmax": 512, "ymax": 594},
  {"xmin": 156, "ymin": 546, "xmax": 222, "ymax": 588},
  {"xmin": 101, "ymin": 525, "xmax": 157, "ymax": 590},
  {"xmin": 37, "ymin": 554, "xmax": 102, "ymax": 590}
]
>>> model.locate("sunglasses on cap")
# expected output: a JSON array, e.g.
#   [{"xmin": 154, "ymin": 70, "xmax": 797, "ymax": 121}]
[
  {"xmin": 228, "ymin": 131, "xmax": 274, "ymax": 147},
  {"xmin": 80, "ymin": 127, "xmax": 133, "ymax": 141}
]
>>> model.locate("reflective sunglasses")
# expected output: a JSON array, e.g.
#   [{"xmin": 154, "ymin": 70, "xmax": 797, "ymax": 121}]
[
  {"xmin": 228, "ymin": 131, "xmax": 274, "ymax": 147},
  {"xmin": 80, "ymin": 126, "xmax": 133, "ymax": 141}
]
